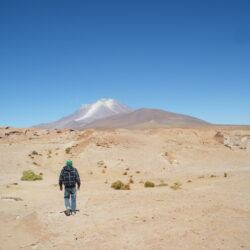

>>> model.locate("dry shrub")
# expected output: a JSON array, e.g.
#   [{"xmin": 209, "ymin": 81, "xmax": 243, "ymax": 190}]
[
  {"xmin": 170, "ymin": 182, "xmax": 182, "ymax": 190},
  {"xmin": 65, "ymin": 147, "xmax": 71, "ymax": 154},
  {"xmin": 214, "ymin": 131, "xmax": 224, "ymax": 144},
  {"xmin": 144, "ymin": 181, "xmax": 155, "ymax": 188},
  {"xmin": 111, "ymin": 181, "xmax": 130, "ymax": 190},
  {"xmin": 21, "ymin": 170, "xmax": 43, "ymax": 181}
]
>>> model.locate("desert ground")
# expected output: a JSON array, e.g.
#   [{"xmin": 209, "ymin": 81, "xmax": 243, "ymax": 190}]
[{"xmin": 0, "ymin": 126, "xmax": 250, "ymax": 250}]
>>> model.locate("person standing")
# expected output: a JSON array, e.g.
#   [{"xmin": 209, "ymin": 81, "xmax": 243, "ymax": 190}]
[{"xmin": 59, "ymin": 160, "xmax": 81, "ymax": 216}]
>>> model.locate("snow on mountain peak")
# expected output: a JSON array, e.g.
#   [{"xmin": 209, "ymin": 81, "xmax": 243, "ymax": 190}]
[{"xmin": 75, "ymin": 98, "xmax": 132, "ymax": 122}]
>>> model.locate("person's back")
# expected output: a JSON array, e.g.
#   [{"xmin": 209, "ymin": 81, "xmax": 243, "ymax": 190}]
[{"xmin": 59, "ymin": 160, "xmax": 81, "ymax": 216}]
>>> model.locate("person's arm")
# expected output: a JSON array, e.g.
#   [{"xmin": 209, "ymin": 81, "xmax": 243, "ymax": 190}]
[
  {"xmin": 75, "ymin": 168, "xmax": 81, "ymax": 190},
  {"xmin": 59, "ymin": 169, "xmax": 64, "ymax": 191}
]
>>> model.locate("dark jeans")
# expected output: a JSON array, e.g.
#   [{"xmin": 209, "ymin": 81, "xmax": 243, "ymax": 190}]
[{"xmin": 64, "ymin": 187, "xmax": 76, "ymax": 211}]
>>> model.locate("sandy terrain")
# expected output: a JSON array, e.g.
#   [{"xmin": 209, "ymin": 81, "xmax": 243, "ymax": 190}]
[{"xmin": 0, "ymin": 126, "xmax": 250, "ymax": 250}]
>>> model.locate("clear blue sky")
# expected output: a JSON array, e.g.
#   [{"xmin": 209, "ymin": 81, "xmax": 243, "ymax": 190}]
[{"xmin": 0, "ymin": 0, "xmax": 249, "ymax": 127}]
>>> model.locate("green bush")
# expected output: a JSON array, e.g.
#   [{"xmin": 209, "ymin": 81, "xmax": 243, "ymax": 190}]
[
  {"xmin": 144, "ymin": 181, "xmax": 155, "ymax": 188},
  {"xmin": 111, "ymin": 180, "xmax": 130, "ymax": 190},
  {"xmin": 21, "ymin": 170, "xmax": 43, "ymax": 181}
]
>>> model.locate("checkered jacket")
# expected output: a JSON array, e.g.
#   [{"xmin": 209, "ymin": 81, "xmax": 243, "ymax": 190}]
[{"xmin": 59, "ymin": 166, "xmax": 81, "ymax": 188}]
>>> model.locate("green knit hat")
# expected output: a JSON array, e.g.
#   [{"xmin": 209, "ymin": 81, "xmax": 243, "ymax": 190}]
[{"xmin": 66, "ymin": 160, "xmax": 73, "ymax": 167}]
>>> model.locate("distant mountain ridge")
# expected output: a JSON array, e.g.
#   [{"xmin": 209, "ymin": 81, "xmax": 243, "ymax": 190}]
[
  {"xmin": 35, "ymin": 99, "xmax": 132, "ymax": 129},
  {"xmin": 84, "ymin": 108, "xmax": 210, "ymax": 129},
  {"xmin": 34, "ymin": 98, "xmax": 210, "ymax": 129}
]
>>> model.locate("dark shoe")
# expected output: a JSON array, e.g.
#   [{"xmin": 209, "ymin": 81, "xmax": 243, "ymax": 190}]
[{"xmin": 65, "ymin": 209, "xmax": 71, "ymax": 216}]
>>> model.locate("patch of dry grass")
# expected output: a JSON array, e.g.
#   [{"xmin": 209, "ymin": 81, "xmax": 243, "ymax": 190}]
[
  {"xmin": 21, "ymin": 170, "xmax": 43, "ymax": 181},
  {"xmin": 144, "ymin": 181, "xmax": 155, "ymax": 188},
  {"xmin": 65, "ymin": 147, "xmax": 71, "ymax": 154},
  {"xmin": 111, "ymin": 181, "xmax": 130, "ymax": 190},
  {"xmin": 170, "ymin": 182, "xmax": 182, "ymax": 190}
]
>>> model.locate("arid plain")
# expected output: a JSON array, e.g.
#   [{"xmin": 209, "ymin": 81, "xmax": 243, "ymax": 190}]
[{"xmin": 0, "ymin": 126, "xmax": 250, "ymax": 250}]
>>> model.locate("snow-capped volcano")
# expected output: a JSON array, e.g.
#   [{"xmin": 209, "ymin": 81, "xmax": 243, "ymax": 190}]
[
  {"xmin": 34, "ymin": 98, "xmax": 209, "ymax": 130},
  {"xmin": 75, "ymin": 99, "xmax": 132, "ymax": 122},
  {"xmin": 35, "ymin": 98, "xmax": 132, "ymax": 129}
]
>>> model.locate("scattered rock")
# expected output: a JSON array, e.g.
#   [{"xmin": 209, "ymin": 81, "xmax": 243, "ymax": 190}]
[
  {"xmin": 224, "ymin": 144, "xmax": 232, "ymax": 150},
  {"xmin": 157, "ymin": 182, "xmax": 168, "ymax": 187},
  {"xmin": 1, "ymin": 196, "xmax": 23, "ymax": 201},
  {"xmin": 214, "ymin": 131, "xmax": 224, "ymax": 144},
  {"xmin": 129, "ymin": 177, "xmax": 134, "ymax": 184}
]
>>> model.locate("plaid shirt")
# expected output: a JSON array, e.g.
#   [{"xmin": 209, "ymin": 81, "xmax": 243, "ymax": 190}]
[{"xmin": 59, "ymin": 166, "xmax": 81, "ymax": 188}]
